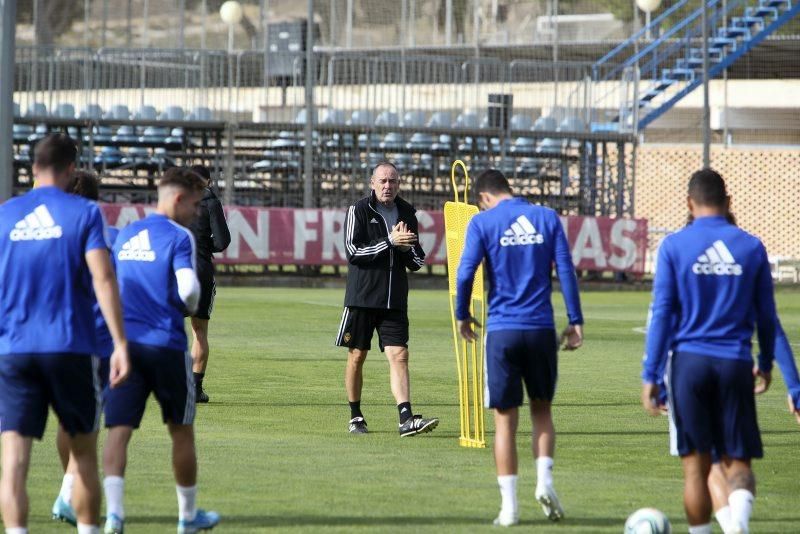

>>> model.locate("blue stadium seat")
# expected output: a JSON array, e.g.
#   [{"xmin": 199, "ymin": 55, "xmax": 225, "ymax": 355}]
[
  {"xmin": 453, "ymin": 111, "xmax": 479, "ymax": 129},
  {"xmin": 510, "ymin": 114, "xmax": 533, "ymax": 131},
  {"xmin": 510, "ymin": 136, "xmax": 536, "ymax": 154},
  {"xmin": 105, "ymin": 105, "xmax": 131, "ymax": 120},
  {"xmin": 325, "ymin": 132, "xmax": 353, "ymax": 148},
  {"xmin": 79, "ymin": 104, "xmax": 103, "ymax": 120},
  {"xmin": 152, "ymin": 147, "xmax": 176, "ymax": 170},
  {"xmin": 112, "ymin": 125, "xmax": 138, "ymax": 144},
  {"xmin": 94, "ymin": 146, "xmax": 124, "ymax": 168},
  {"xmin": 134, "ymin": 106, "xmax": 158, "ymax": 121},
  {"xmin": 320, "ymin": 108, "xmax": 345, "ymax": 125},
  {"xmin": 430, "ymin": 134, "xmax": 452, "ymax": 152},
  {"xmin": 427, "ymin": 111, "xmax": 453, "ymax": 128},
  {"xmin": 122, "ymin": 147, "xmax": 151, "ymax": 168},
  {"xmin": 27, "ymin": 124, "xmax": 49, "ymax": 143},
  {"xmin": 533, "ymin": 116, "xmax": 558, "ymax": 132},
  {"xmin": 13, "ymin": 102, "xmax": 20, "ymax": 118},
  {"xmin": 379, "ymin": 132, "xmax": 404, "ymax": 151},
  {"xmin": 164, "ymin": 128, "xmax": 184, "ymax": 145},
  {"xmin": 25, "ymin": 103, "xmax": 48, "ymax": 118},
  {"xmin": 347, "ymin": 110, "xmax": 375, "ymax": 126},
  {"xmin": 186, "ymin": 107, "xmax": 213, "ymax": 121},
  {"xmin": 536, "ymin": 137, "xmax": 563, "ymax": 155},
  {"xmin": 87, "ymin": 125, "xmax": 114, "ymax": 143},
  {"xmin": 53, "ymin": 103, "xmax": 76, "ymax": 119},
  {"xmin": 12, "ymin": 124, "xmax": 34, "ymax": 143},
  {"xmin": 406, "ymin": 132, "xmax": 434, "ymax": 151},
  {"xmin": 271, "ymin": 131, "xmax": 301, "ymax": 149},
  {"xmin": 294, "ymin": 109, "xmax": 318, "ymax": 124},
  {"xmin": 457, "ymin": 136, "xmax": 489, "ymax": 153},
  {"xmin": 401, "ymin": 111, "xmax": 426, "ymax": 128},
  {"xmin": 139, "ymin": 126, "xmax": 169, "ymax": 144},
  {"xmin": 159, "ymin": 106, "xmax": 185, "ymax": 121},
  {"xmin": 558, "ymin": 116, "xmax": 586, "ymax": 132},
  {"xmin": 375, "ymin": 111, "xmax": 400, "ymax": 127},
  {"xmin": 357, "ymin": 133, "xmax": 382, "ymax": 147}
]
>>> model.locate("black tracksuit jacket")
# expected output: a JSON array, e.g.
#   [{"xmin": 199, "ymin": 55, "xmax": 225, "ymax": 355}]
[
  {"xmin": 189, "ymin": 187, "xmax": 231, "ymax": 265},
  {"xmin": 343, "ymin": 192, "xmax": 425, "ymax": 311}
]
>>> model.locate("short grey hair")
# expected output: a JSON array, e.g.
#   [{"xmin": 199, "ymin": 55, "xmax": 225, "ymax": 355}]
[{"xmin": 371, "ymin": 161, "xmax": 399, "ymax": 179}]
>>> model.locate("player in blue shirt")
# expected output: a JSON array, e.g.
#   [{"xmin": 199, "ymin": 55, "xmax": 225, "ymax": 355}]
[
  {"xmin": 642, "ymin": 169, "xmax": 777, "ymax": 534},
  {"xmin": 101, "ymin": 168, "xmax": 220, "ymax": 534},
  {"xmin": 455, "ymin": 170, "xmax": 583, "ymax": 527},
  {"xmin": 0, "ymin": 134, "xmax": 129, "ymax": 534},
  {"xmin": 50, "ymin": 170, "xmax": 121, "ymax": 526}
]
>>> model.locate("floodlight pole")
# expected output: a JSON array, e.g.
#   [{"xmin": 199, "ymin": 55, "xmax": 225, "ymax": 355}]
[
  {"xmin": 0, "ymin": 0, "xmax": 16, "ymax": 201},
  {"xmin": 303, "ymin": 0, "xmax": 315, "ymax": 208},
  {"xmin": 702, "ymin": 0, "xmax": 710, "ymax": 168}
]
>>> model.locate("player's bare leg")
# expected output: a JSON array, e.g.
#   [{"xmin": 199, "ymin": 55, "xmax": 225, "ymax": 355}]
[
  {"xmin": 68, "ymin": 431, "xmax": 101, "ymax": 527},
  {"xmin": 531, "ymin": 400, "xmax": 563, "ymax": 521},
  {"xmin": 52, "ymin": 425, "xmax": 79, "ymax": 525},
  {"xmin": 681, "ymin": 451, "xmax": 713, "ymax": 529},
  {"xmin": 191, "ymin": 317, "xmax": 210, "ymax": 403},
  {"xmin": 102, "ymin": 426, "xmax": 133, "ymax": 533},
  {"xmin": 707, "ymin": 464, "xmax": 733, "ymax": 531},
  {"xmin": 493, "ymin": 407, "xmax": 519, "ymax": 526},
  {"xmin": 345, "ymin": 348, "xmax": 369, "ymax": 433},
  {"xmin": 384, "ymin": 346, "xmax": 409, "ymax": 404},
  {"xmin": 721, "ymin": 457, "xmax": 756, "ymax": 534},
  {"xmin": 385, "ymin": 346, "xmax": 439, "ymax": 436},
  {"xmin": 0, "ymin": 432, "xmax": 33, "ymax": 529},
  {"xmin": 168, "ymin": 423, "xmax": 219, "ymax": 532}
]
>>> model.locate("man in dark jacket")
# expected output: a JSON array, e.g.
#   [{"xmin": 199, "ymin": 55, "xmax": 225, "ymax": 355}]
[
  {"xmin": 335, "ymin": 161, "xmax": 439, "ymax": 436},
  {"xmin": 188, "ymin": 165, "xmax": 231, "ymax": 403}
]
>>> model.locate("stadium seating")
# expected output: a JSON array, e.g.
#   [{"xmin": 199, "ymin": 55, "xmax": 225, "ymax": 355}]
[
  {"xmin": 25, "ymin": 103, "xmax": 47, "ymax": 118},
  {"xmin": 320, "ymin": 108, "xmax": 345, "ymax": 125},
  {"xmin": 95, "ymin": 146, "xmax": 124, "ymax": 168},
  {"xmin": 160, "ymin": 106, "xmax": 185, "ymax": 121},
  {"xmin": 510, "ymin": 114, "xmax": 534, "ymax": 131},
  {"xmin": 401, "ymin": 111, "xmax": 426, "ymax": 127},
  {"xmin": 53, "ymin": 103, "xmax": 76, "ymax": 119},
  {"xmin": 186, "ymin": 107, "xmax": 214, "ymax": 121},
  {"xmin": 294, "ymin": 109, "xmax": 318, "ymax": 124},
  {"xmin": 379, "ymin": 133, "xmax": 405, "ymax": 151},
  {"xmin": 427, "ymin": 112, "xmax": 453, "ymax": 128},
  {"xmin": 347, "ymin": 110, "xmax": 375, "ymax": 126},
  {"xmin": 453, "ymin": 111, "xmax": 480, "ymax": 129},
  {"xmin": 105, "ymin": 105, "xmax": 131, "ymax": 120},
  {"xmin": 375, "ymin": 111, "xmax": 399, "ymax": 127},
  {"xmin": 139, "ymin": 126, "xmax": 170, "ymax": 143},
  {"xmin": 13, "ymin": 102, "xmax": 20, "ymax": 118},
  {"xmin": 134, "ymin": 106, "xmax": 159, "ymax": 121},
  {"xmin": 79, "ymin": 104, "xmax": 103, "ymax": 119},
  {"xmin": 12, "ymin": 125, "xmax": 34, "ymax": 143}
]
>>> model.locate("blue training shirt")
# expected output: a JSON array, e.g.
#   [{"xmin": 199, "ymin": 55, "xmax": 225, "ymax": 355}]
[
  {"xmin": 0, "ymin": 186, "xmax": 110, "ymax": 355},
  {"xmin": 456, "ymin": 197, "xmax": 583, "ymax": 331},
  {"xmin": 643, "ymin": 215, "xmax": 777, "ymax": 383},
  {"xmin": 94, "ymin": 226, "xmax": 120, "ymax": 359},
  {"xmin": 114, "ymin": 213, "xmax": 196, "ymax": 351}
]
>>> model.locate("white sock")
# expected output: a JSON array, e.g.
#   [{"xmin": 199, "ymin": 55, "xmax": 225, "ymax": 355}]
[
  {"xmin": 176, "ymin": 485, "xmax": 198, "ymax": 522},
  {"xmin": 103, "ymin": 476, "xmax": 125, "ymax": 519},
  {"xmin": 536, "ymin": 456, "xmax": 554, "ymax": 490},
  {"xmin": 728, "ymin": 489, "xmax": 754, "ymax": 532},
  {"xmin": 715, "ymin": 505, "xmax": 732, "ymax": 532},
  {"xmin": 5, "ymin": 528, "xmax": 28, "ymax": 534},
  {"xmin": 497, "ymin": 475, "xmax": 518, "ymax": 517},
  {"xmin": 59, "ymin": 473, "xmax": 75, "ymax": 504},
  {"xmin": 77, "ymin": 524, "xmax": 100, "ymax": 534},
  {"xmin": 688, "ymin": 523, "xmax": 712, "ymax": 534}
]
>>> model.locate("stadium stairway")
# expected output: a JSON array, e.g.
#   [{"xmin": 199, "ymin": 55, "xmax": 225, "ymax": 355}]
[{"xmin": 591, "ymin": 0, "xmax": 800, "ymax": 132}]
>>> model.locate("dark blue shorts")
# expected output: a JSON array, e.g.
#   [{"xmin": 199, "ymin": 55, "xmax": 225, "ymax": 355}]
[
  {"xmin": 485, "ymin": 329, "xmax": 558, "ymax": 409},
  {"xmin": 97, "ymin": 357, "xmax": 110, "ymax": 391},
  {"xmin": 104, "ymin": 343, "xmax": 195, "ymax": 428},
  {"xmin": 668, "ymin": 351, "xmax": 762, "ymax": 460},
  {"xmin": 0, "ymin": 353, "xmax": 101, "ymax": 439}
]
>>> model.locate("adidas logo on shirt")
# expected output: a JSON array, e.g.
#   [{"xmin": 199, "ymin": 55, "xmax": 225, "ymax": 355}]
[
  {"xmin": 118, "ymin": 229, "xmax": 156, "ymax": 262},
  {"xmin": 500, "ymin": 215, "xmax": 544, "ymax": 246},
  {"xmin": 692, "ymin": 240, "xmax": 742, "ymax": 276},
  {"xmin": 9, "ymin": 204, "xmax": 63, "ymax": 241}
]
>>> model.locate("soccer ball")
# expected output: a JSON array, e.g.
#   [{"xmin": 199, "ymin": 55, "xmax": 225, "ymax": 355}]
[{"xmin": 624, "ymin": 508, "xmax": 671, "ymax": 534}]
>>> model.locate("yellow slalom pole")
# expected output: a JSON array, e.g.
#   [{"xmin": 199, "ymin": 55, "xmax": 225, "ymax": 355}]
[{"xmin": 444, "ymin": 160, "xmax": 485, "ymax": 448}]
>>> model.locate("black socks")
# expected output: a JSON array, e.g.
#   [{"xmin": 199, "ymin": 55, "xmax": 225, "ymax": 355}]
[
  {"xmin": 194, "ymin": 372, "xmax": 204, "ymax": 390},
  {"xmin": 349, "ymin": 400, "xmax": 363, "ymax": 419},
  {"xmin": 398, "ymin": 402, "xmax": 413, "ymax": 423}
]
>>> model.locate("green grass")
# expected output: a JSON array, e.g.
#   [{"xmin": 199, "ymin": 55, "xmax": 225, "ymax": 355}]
[{"xmin": 22, "ymin": 288, "xmax": 800, "ymax": 532}]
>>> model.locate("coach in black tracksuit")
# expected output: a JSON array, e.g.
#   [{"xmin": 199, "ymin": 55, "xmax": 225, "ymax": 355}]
[
  {"xmin": 189, "ymin": 165, "xmax": 231, "ymax": 403},
  {"xmin": 336, "ymin": 161, "xmax": 439, "ymax": 437}
]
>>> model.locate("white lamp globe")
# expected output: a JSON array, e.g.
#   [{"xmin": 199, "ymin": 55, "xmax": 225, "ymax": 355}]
[
  {"xmin": 636, "ymin": 0, "xmax": 662, "ymax": 13},
  {"xmin": 220, "ymin": 1, "xmax": 244, "ymax": 25}
]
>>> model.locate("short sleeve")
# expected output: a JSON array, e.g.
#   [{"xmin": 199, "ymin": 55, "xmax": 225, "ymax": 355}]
[
  {"xmin": 84, "ymin": 203, "xmax": 110, "ymax": 253},
  {"xmin": 172, "ymin": 228, "xmax": 197, "ymax": 272}
]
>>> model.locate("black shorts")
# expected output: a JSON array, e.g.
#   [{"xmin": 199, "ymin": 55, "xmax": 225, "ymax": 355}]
[
  {"xmin": 193, "ymin": 260, "xmax": 216, "ymax": 321},
  {"xmin": 335, "ymin": 307, "xmax": 409, "ymax": 352}
]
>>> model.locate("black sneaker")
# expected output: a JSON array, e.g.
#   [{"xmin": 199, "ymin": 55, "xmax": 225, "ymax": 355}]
[
  {"xmin": 348, "ymin": 416, "xmax": 368, "ymax": 434},
  {"xmin": 399, "ymin": 414, "xmax": 439, "ymax": 437},
  {"xmin": 196, "ymin": 387, "xmax": 210, "ymax": 403}
]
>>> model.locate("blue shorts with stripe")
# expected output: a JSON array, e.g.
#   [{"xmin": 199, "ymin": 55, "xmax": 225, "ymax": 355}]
[
  {"xmin": 104, "ymin": 342, "xmax": 195, "ymax": 428},
  {"xmin": 0, "ymin": 353, "xmax": 101, "ymax": 439},
  {"xmin": 668, "ymin": 351, "xmax": 762, "ymax": 460},
  {"xmin": 485, "ymin": 328, "xmax": 558, "ymax": 409}
]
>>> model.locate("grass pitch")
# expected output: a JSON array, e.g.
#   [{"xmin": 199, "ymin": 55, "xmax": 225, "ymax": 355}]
[{"xmin": 23, "ymin": 287, "xmax": 800, "ymax": 532}]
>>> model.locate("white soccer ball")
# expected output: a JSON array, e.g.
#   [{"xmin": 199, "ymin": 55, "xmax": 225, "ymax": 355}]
[{"xmin": 624, "ymin": 508, "xmax": 671, "ymax": 534}]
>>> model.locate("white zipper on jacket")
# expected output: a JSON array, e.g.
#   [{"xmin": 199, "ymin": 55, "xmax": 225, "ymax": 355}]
[{"xmin": 369, "ymin": 202, "xmax": 393, "ymax": 309}]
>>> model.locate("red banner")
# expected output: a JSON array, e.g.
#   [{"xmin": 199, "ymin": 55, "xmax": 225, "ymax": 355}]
[{"xmin": 100, "ymin": 204, "xmax": 649, "ymax": 273}]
